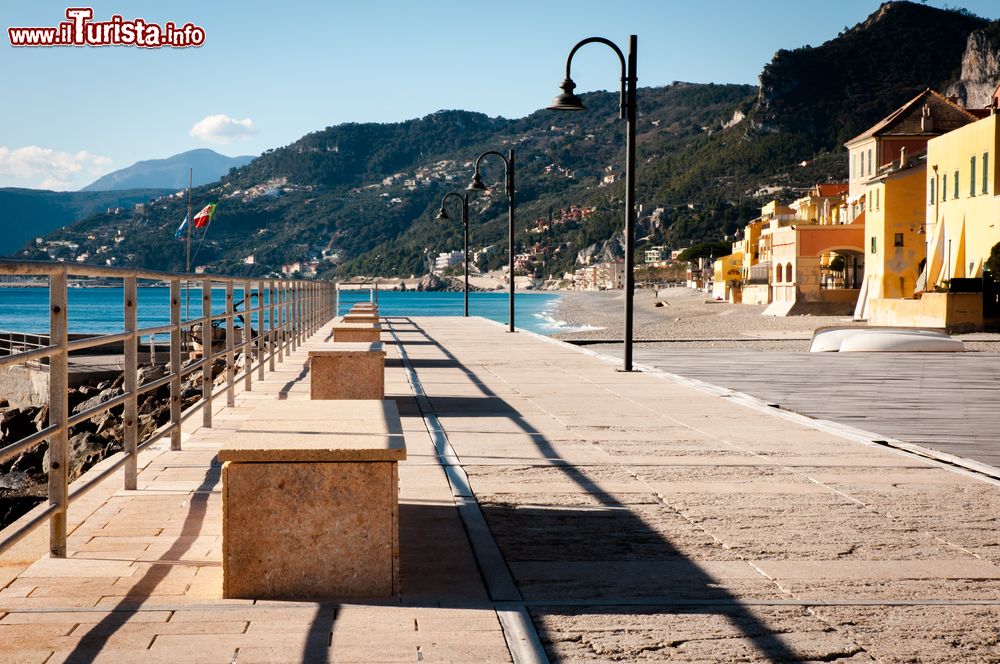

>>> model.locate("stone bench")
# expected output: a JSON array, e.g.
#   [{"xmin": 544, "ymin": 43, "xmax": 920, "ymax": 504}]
[
  {"xmin": 332, "ymin": 322, "xmax": 381, "ymax": 343},
  {"xmin": 220, "ymin": 399, "xmax": 405, "ymax": 599},
  {"xmin": 309, "ymin": 342, "xmax": 385, "ymax": 400},
  {"xmin": 349, "ymin": 303, "xmax": 377, "ymax": 313},
  {"xmin": 342, "ymin": 313, "xmax": 379, "ymax": 324}
]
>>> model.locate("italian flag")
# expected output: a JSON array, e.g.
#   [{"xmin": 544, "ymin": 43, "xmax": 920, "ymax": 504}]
[{"xmin": 193, "ymin": 203, "xmax": 217, "ymax": 229}]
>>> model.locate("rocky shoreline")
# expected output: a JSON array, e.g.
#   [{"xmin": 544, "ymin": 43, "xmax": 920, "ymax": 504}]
[{"xmin": 0, "ymin": 356, "xmax": 231, "ymax": 530}]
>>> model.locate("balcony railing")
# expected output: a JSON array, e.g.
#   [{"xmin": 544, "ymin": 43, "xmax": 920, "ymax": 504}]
[{"xmin": 0, "ymin": 260, "xmax": 335, "ymax": 556}]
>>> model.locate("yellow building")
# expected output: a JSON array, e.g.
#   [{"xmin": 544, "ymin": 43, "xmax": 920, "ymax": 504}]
[
  {"xmin": 844, "ymin": 89, "xmax": 980, "ymax": 219},
  {"xmin": 925, "ymin": 111, "xmax": 1000, "ymax": 285},
  {"xmin": 856, "ymin": 153, "xmax": 927, "ymax": 319},
  {"xmin": 712, "ymin": 253, "xmax": 743, "ymax": 301}
]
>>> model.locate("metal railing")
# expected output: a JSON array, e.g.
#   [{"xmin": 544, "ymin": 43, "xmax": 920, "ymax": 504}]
[{"xmin": 0, "ymin": 259, "xmax": 335, "ymax": 556}]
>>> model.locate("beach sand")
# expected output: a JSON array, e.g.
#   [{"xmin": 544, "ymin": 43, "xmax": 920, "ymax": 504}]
[{"xmin": 551, "ymin": 286, "xmax": 1000, "ymax": 352}]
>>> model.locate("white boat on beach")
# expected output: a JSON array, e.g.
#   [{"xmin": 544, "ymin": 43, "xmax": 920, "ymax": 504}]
[{"xmin": 809, "ymin": 326, "xmax": 965, "ymax": 353}]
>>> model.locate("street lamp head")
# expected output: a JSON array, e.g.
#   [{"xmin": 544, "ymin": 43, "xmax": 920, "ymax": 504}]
[
  {"xmin": 435, "ymin": 207, "xmax": 450, "ymax": 220},
  {"xmin": 548, "ymin": 78, "xmax": 586, "ymax": 111},
  {"xmin": 466, "ymin": 172, "xmax": 488, "ymax": 192}
]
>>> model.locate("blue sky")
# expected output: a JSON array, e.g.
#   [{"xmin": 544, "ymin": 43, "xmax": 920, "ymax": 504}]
[{"xmin": 2, "ymin": 0, "xmax": 999, "ymax": 190}]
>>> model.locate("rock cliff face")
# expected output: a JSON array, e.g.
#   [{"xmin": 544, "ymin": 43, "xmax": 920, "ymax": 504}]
[
  {"xmin": 576, "ymin": 232, "xmax": 625, "ymax": 267},
  {"xmin": 946, "ymin": 25, "xmax": 1000, "ymax": 108},
  {"xmin": 750, "ymin": 1, "xmax": 987, "ymax": 147}
]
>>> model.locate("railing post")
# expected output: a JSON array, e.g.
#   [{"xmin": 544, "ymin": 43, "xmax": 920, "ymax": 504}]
[
  {"xmin": 48, "ymin": 267, "xmax": 69, "ymax": 557},
  {"xmin": 335, "ymin": 283, "xmax": 339, "ymax": 318},
  {"xmin": 123, "ymin": 274, "xmax": 138, "ymax": 491},
  {"xmin": 244, "ymin": 278, "xmax": 255, "ymax": 389},
  {"xmin": 290, "ymin": 282, "xmax": 299, "ymax": 351},
  {"xmin": 225, "ymin": 280, "xmax": 235, "ymax": 407},
  {"xmin": 269, "ymin": 280, "xmax": 277, "ymax": 369},
  {"xmin": 284, "ymin": 282, "xmax": 292, "ymax": 357},
  {"xmin": 202, "ymin": 279, "xmax": 213, "ymax": 428},
  {"xmin": 309, "ymin": 283, "xmax": 319, "ymax": 332},
  {"xmin": 298, "ymin": 282, "xmax": 305, "ymax": 344},
  {"xmin": 169, "ymin": 278, "xmax": 181, "ymax": 451},
  {"xmin": 256, "ymin": 281, "xmax": 265, "ymax": 381}
]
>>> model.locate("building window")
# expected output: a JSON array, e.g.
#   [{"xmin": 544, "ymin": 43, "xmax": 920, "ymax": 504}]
[
  {"xmin": 942, "ymin": 173, "xmax": 947, "ymax": 201},
  {"xmin": 860, "ymin": 151, "xmax": 865, "ymax": 178},
  {"xmin": 984, "ymin": 152, "xmax": 990, "ymax": 195},
  {"xmin": 785, "ymin": 263, "xmax": 793, "ymax": 283},
  {"xmin": 775, "ymin": 265, "xmax": 782, "ymax": 283},
  {"xmin": 929, "ymin": 177, "xmax": 935, "ymax": 205},
  {"xmin": 868, "ymin": 149, "xmax": 873, "ymax": 176},
  {"xmin": 871, "ymin": 237, "xmax": 877, "ymax": 254},
  {"xmin": 894, "ymin": 233, "xmax": 904, "ymax": 247},
  {"xmin": 875, "ymin": 188, "xmax": 880, "ymax": 210},
  {"xmin": 971, "ymin": 156, "xmax": 976, "ymax": 196},
  {"xmin": 954, "ymin": 170, "xmax": 959, "ymax": 199}
]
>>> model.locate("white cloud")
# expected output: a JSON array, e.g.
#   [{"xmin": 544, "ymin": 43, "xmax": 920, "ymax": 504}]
[
  {"xmin": 0, "ymin": 145, "xmax": 112, "ymax": 190},
  {"xmin": 190, "ymin": 114, "xmax": 257, "ymax": 144}
]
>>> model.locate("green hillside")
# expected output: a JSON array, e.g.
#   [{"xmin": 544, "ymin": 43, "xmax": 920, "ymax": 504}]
[{"xmin": 0, "ymin": 188, "xmax": 171, "ymax": 257}]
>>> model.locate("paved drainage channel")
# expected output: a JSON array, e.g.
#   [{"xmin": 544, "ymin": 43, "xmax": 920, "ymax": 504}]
[{"xmin": 386, "ymin": 320, "xmax": 550, "ymax": 664}]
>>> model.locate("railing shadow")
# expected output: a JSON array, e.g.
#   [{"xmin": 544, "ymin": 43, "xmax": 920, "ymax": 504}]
[
  {"xmin": 394, "ymin": 317, "xmax": 806, "ymax": 662},
  {"xmin": 61, "ymin": 463, "xmax": 220, "ymax": 663}
]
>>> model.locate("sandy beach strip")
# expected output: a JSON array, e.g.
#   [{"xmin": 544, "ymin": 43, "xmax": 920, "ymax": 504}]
[{"xmin": 550, "ymin": 286, "xmax": 1000, "ymax": 352}]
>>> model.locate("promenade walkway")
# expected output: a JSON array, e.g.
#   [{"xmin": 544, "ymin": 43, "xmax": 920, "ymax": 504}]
[
  {"xmin": 589, "ymin": 344, "xmax": 1000, "ymax": 471},
  {"xmin": 1, "ymin": 316, "xmax": 999, "ymax": 662}
]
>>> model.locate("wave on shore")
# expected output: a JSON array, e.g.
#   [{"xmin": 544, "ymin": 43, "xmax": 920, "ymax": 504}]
[{"xmin": 531, "ymin": 301, "xmax": 603, "ymax": 335}]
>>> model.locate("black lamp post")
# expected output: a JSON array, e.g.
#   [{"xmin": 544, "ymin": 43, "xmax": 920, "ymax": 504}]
[
  {"xmin": 467, "ymin": 149, "xmax": 515, "ymax": 333},
  {"xmin": 549, "ymin": 35, "xmax": 637, "ymax": 371},
  {"xmin": 436, "ymin": 192, "xmax": 471, "ymax": 317}
]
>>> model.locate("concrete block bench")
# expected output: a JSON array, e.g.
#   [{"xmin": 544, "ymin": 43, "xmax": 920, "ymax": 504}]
[
  {"xmin": 349, "ymin": 303, "xmax": 377, "ymax": 313},
  {"xmin": 309, "ymin": 342, "xmax": 385, "ymax": 400},
  {"xmin": 220, "ymin": 399, "xmax": 405, "ymax": 599},
  {"xmin": 342, "ymin": 313, "xmax": 379, "ymax": 324},
  {"xmin": 332, "ymin": 322, "xmax": 381, "ymax": 343}
]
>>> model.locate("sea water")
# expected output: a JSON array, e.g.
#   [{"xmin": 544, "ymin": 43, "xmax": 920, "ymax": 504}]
[{"xmin": 0, "ymin": 287, "xmax": 590, "ymax": 336}]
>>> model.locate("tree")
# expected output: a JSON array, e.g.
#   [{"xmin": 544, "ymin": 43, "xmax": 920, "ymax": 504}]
[
  {"xmin": 986, "ymin": 241, "xmax": 1000, "ymax": 277},
  {"xmin": 677, "ymin": 240, "xmax": 731, "ymax": 263}
]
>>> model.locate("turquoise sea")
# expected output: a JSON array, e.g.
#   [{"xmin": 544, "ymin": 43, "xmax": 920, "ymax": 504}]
[{"xmin": 0, "ymin": 287, "xmax": 578, "ymax": 336}]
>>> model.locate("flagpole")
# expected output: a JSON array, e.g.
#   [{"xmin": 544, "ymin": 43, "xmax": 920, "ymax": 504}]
[{"xmin": 185, "ymin": 168, "xmax": 193, "ymax": 321}]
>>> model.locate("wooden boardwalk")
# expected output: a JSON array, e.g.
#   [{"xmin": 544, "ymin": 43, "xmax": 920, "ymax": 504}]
[{"xmin": 589, "ymin": 344, "xmax": 1000, "ymax": 469}]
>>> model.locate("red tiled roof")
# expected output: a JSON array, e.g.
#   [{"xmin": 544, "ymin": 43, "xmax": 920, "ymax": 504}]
[
  {"xmin": 815, "ymin": 183, "xmax": 849, "ymax": 197},
  {"xmin": 844, "ymin": 88, "xmax": 980, "ymax": 146}
]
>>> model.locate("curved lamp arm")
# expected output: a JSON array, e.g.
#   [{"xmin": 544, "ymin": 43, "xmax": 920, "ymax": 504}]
[
  {"xmin": 564, "ymin": 37, "xmax": 628, "ymax": 119},
  {"xmin": 472, "ymin": 150, "xmax": 512, "ymax": 195},
  {"xmin": 440, "ymin": 191, "xmax": 467, "ymax": 209}
]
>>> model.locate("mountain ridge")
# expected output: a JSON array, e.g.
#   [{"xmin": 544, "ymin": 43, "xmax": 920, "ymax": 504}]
[{"xmin": 81, "ymin": 149, "xmax": 255, "ymax": 192}]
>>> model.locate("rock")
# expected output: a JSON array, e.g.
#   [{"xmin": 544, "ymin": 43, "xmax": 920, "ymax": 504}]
[
  {"xmin": 945, "ymin": 28, "xmax": 1000, "ymax": 108},
  {"xmin": 72, "ymin": 387, "xmax": 123, "ymax": 416},
  {"xmin": 32, "ymin": 405, "xmax": 49, "ymax": 430},
  {"xmin": 0, "ymin": 408, "xmax": 39, "ymax": 444},
  {"xmin": 43, "ymin": 432, "xmax": 111, "ymax": 482},
  {"xmin": 93, "ymin": 411, "xmax": 118, "ymax": 436},
  {"xmin": 136, "ymin": 365, "xmax": 165, "ymax": 386},
  {"xmin": 7, "ymin": 440, "xmax": 46, "ymax": 475}
]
